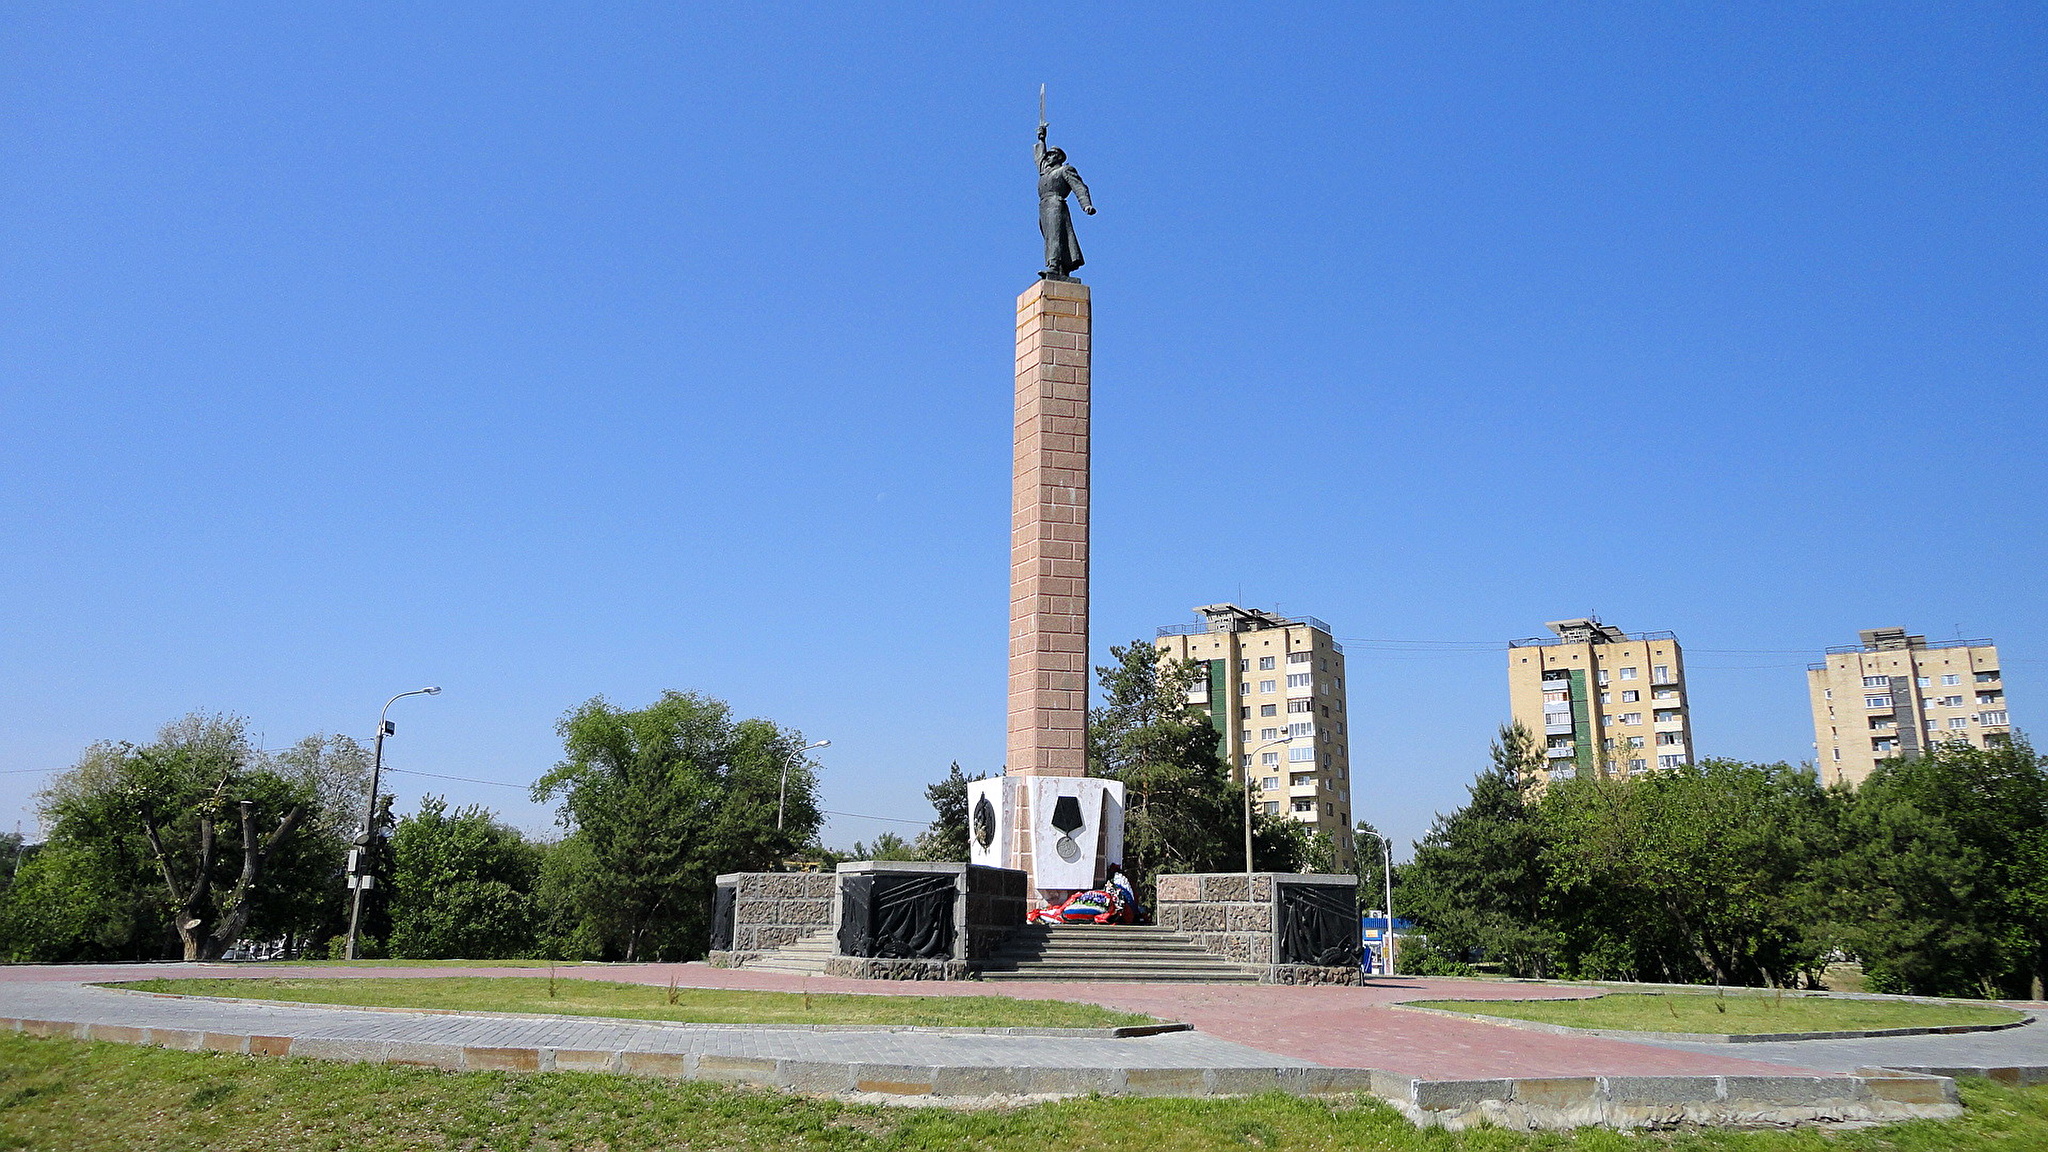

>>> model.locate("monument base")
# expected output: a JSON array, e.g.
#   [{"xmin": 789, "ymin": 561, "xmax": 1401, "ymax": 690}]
[{"xmin": 967, "ymin": 776, "xmax": 1125, "ymax": 901}]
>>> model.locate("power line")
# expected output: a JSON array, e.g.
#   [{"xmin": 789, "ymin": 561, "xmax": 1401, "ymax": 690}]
[{"xmin": 382, "ymin": 767, "xmax": 531, "ymax": 790}]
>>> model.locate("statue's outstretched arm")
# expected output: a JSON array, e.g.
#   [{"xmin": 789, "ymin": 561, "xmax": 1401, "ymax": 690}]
[{"xmin": 1069, "ymin": 170, "xmax": 1094, "ymax": 214}]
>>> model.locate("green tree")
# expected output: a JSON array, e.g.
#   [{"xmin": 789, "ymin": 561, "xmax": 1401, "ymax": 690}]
[
  {"xmin": 1823, "ymin": 737, "xmax": 2048, "ymax": 998},
  {"xmin": 1087, "ymin": 640, "xmax": 1310, "ymax": 884},
  {"xmin": 1400, "ymin": 724, "xmax": 1559, "ymax": 977},
  {"xmin": 848, "ymin": 832, "xmax": 920, "ymax": 861},
  {"xmin": 1541, "ymin": 758, "xmax": 1834, "ymax": 987},
  {"xmin": 388, "ymin": 797, "xmax": 542, "ymax": 959},
  {"xmin": 533, "ymin": 690, "xmax": 823, "ymax": 962},
  {"xmin": 3, "ymin": 713, "xmax": 351, "ymax": 962},
  {"xmin": 912, "ymin": 762, "xmax": 984, "ymax": 861}
]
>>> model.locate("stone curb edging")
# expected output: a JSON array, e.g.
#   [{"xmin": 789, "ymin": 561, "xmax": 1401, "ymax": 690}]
[
  {"xmin": 91, "ymin": 986, "xmax": 1188, "ymax": 1038},
  {"xmin": 1371, "ymin": 1066, "xmax": 1960, "ymax": 1130},
  {"xmin": 0, "ymin": 1014, "xmax": 1964, "ymax": 1128},
  {"xmin": 1881, "ymin": 1065, "xmax": 2048, "ymax": 1087},
  {"xmin": 1386, "ymin": 1001, "xmax": 2037, "ymax": 1044}
]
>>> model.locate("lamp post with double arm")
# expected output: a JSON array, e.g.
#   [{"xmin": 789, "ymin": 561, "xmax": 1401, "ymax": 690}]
[{"xmin": 777, "ymin": 740, "xmax": 830, "ymax": 832}]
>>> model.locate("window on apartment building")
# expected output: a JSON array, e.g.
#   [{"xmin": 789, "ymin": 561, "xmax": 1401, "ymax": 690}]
[
  {"xmin": 1658, "ymin": 732, "xmax": 1682, "ymax": 745},
  {"xmin": 1239, "ymin": 706, "xmax": 1251, "ymax": 720},
  {"xmin": 1286, "ymin": 722, "xmax": 1313, "ymax": 738},
  {"xmin": 1979, "ymin": 691, "xmax": 2004, "ymax": 704},
  {"xmin": 1942, "ymin": 674, "xmax": 1962, "ymax": 685},
  {"xmin": 1239, "ymin": 660, "xmax": 1249, "ymax": 672},
  {"xmin": 1260, "ymin": 727, "xmax": 1278, "ymax": 740},
  {"xmin": 1976, "ymin": 671, "xmax": 1999, "ymax": 683},
  {"xmin": 1831, "ymin": 747, "xmax": 1841, "ymax": 761},
  {"xmin": 1261, "ymin": 777, "xmax": 1280, "ymax": 791},
  {"xmin": 1291, "ymin": 773, "xmax": 1314, "ymax": 788},
  {"xmin": 1264, "ymin": 801, "xmax": 1280, "ymax": 815},
  {"xmin": 1981, "ymin": 711, "xmax": 2009, "ymax": 726},
  {"xmin": 1655, "ymin": 688, "xmax": 1679, "ymax": 701},
  {"xmin": 1242, "ymin": 731, "xmax": 1252, "ymax": 743},
  {"xmin": 1869, "ymin": 717, "xmax": 1894, "ymax": 730},
  {"xmin": 1547, "ymin": 735, "xmax": 1572, "ymax": 749},
  {"xmin": 1822, "ymin": 689, "xmax": 1832, "ymax": 700},
  {"xmin": 1621, "ymin": 712, "xmax": 1643, "ymax": 725},
  {"xmin": 1260, "ymin": 752, "xmax": 1280, "ymax": 766},
  {"xmin": 1288, "ymin": 699, "xmax": 1313, "ymax": 713},
  {"xmin": 1542, "ymin": 690, "xmax": 1567, "ymax": 704},
  {"xmin": 1626, "ymin": 736, "xmax": 1644, "ymax": 748},
  {"xmin": 1621, "ymin": 690, "xmax": 1639, "ymax": 703},
  {"xmin": 1916, "ymin": 677, "xmax": 1931, "ymax": 688},
  {"xmin": 1874, "ymin": 738, "xmax": 1897, "ymax": 752},
  {"xmin": 1863, "ymin": 676, "xmax": 1890, "ymax": 688},
  {"xmin": 1940, "ymin": 695, "xmax": 1964, "ymax": 707},
  {"xmin": 1865, "ymin": 696, "xmax": 1892, "ymax": 708},
  {"xmin": 1288, "ymin": 746, "xmax": 1314, "ymax": 762},
  {"xmin": 1603, "ymin": 737, "xmax": 1617, "ymax": 751},
  {"xmin": 1293, "ymin": 800, "xmax": 1315, "ymax": 813},
  {"xmin": 1652, "ymin": 665, "xmax": 1671, "ymax": 682},
  {"xmin": 1659, "ymin": 754, "xmax": 1684, "ymax": 768},
  {"xmin": 1596, "ymin": 670, "xmax": 1610, "ymax": 685},
  {"xmin": 1260, "ymin": 704, "xmax": 1277, "ymax": 716},
  {"xmin": 1239, "ymin": 682, "xmax": 1249, "ymax": 696},
  {"xmin": 1629, "ymin": 758, "xmax": 1648, "ymax": 772},
  {"xmin": 1598, "ymin": 692, "xmax": 1611, "ymax": 705},
  {"xmin": 1334, "ymin": 677, "xmax": 1343, "ymax": 689},
  {"xmin": 1601, "ymin": 715, "xmax": 1615, "ymax": 727},
  {"xmin": 1619, "ymin": 667, "xmax": 1638, "ymax": 680},
  {"xmin": 1258, "ymin": 656, "xmax": 1275, "ymax": 670},
  {"xmin": 1259, "ymin": 680, "xmax": 1276, "ymax": 693},
  {"xmin": 1288, "ymin": 651, "xmax": 1311, "ymax": 664},
  {"xmin": 1286, "ymin": 673, "xmax": 1311, "ymax": 688},
  {"xmin": 1336, "ymin": 721, "xmax": 1346, "ymax": 734},
  {"xmin": 1321, "ymin": 705, "xmax": 1330, "ymax": 716}
]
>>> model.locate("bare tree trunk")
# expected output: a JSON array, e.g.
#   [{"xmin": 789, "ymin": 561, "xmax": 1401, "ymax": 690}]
[{"xmin": 204, "ymin": 801, "xmax": 305, "ymax": 960}]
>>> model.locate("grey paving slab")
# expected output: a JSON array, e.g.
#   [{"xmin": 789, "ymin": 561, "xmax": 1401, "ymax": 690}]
[{"xmin": 1641, "ymin": 1016, "xmax": 2048, "ymax": 1074}]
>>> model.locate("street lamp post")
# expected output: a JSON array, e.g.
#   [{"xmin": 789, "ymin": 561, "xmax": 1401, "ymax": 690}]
[
  {"xmin": 777, "ymin": 739, "xmax": 830, "ymax": 832},
  {"xmin": 1245, "ymin": 735, "xmax": 1294, "ymax": 875},
  {"xmin": 1358, "ymin": 828, "xmax": 1397, "ymax": 976},
  {"xmin": 344, "ymin": 686, "xmax": 440, "ymax": 961}
]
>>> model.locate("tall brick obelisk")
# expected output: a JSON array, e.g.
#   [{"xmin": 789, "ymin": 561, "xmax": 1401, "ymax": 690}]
[{"xmin": 1006, "ymin": 277, "xmax": 1092, "ymax": 784}]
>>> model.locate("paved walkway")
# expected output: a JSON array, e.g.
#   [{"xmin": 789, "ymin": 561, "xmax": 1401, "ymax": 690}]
[{"xmin": 0, "ymin": 961, "xmax": 1920, "ymax": 1082}]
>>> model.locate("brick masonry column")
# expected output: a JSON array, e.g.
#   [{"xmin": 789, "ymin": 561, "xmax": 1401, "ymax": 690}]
[{"xmin": 1006, "ymin": 278, "xmax": 1091, "ymax": 832}]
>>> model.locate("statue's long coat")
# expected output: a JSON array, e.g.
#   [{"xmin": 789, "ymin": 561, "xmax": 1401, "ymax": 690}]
[{"xmin": 1036, "ymin": 144, "xmax": 1093, "ymax": 276}]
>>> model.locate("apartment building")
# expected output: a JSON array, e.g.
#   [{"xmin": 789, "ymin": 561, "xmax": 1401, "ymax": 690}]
[
  {"xmin": 1808, "ymin": 628, "xmax": 2010, "ymax": 786},
  {"xmin": 1154, "ymin": 604, "xmax": 1354, "ymax": 869},
  {"xmin": 1507, "ymin": 619, "xmax": 1695, "ymax": 782}
]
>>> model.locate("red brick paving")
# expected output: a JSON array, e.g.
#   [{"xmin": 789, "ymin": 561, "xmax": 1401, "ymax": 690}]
[{"xmin": 0, "ymin": 961, "xmax": 1839, "ymax": 1081}]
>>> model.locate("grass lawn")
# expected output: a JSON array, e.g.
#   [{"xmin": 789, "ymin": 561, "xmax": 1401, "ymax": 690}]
[
  {"xmin": 109, "ymin": 977, "xmax": 1156, "ymax": 1029},
  {"xmin": 1, "ymin": 1033, "xmax": 2045, "ymax": 1151},
  {"xmin": 1413, "ymin": 992, "xmax": 2025, "ymax": 1035}
]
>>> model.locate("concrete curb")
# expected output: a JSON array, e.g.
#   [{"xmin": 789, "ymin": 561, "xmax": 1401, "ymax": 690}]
[
  {"xmin": 0, "ymin": 1013, "xmax": 1964, "ymax": 1127},
  {"xmin": 1388, "ymin": 1001, "xmax": 2036, "ymax": 1044},
  {"xmin": 1878, "ymin": 1065, "xmax": 2048, "ymax": 1087},
  {"xmin": 91, "ymin": 985, "xmax": 1188, "ymax": 1038}
]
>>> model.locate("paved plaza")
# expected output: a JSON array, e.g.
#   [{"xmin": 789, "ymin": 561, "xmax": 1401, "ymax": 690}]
[{"xmin": 1, "ymin": 961, "xmax": 2039, "ymax": 1089}]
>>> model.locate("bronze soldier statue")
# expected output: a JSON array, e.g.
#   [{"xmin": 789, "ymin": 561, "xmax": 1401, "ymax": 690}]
[{"xmin": 1036, "ymin": 121, "xmax": 1094, "ymax": 279}]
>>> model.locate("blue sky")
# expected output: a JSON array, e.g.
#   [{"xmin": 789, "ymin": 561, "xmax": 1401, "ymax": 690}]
[{"xmin": 4, "ymin": 4, "xmax": 2043, "ymax": 857}]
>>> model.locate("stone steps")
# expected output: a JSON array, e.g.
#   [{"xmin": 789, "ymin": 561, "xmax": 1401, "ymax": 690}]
[
  {"xmin": 975, "ymin": 925, "xmax": 1256, "ymax": 983},
  {"xmin": 738, "ymin": 928, "xmax": 835, "ymax": 975}
]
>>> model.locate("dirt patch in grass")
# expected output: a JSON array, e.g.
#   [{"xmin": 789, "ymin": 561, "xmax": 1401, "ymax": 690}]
[
  {"xmin": 108, "ymin": 976, "xmax": 1157, "ymax": 1029},
  {"xmin": 1413, "ymin": 990, "xmax": 2024, "ymax": 1034}
]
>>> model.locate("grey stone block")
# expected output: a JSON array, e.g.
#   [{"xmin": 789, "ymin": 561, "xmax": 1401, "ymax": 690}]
[
  {"xmin": 1155, "ymin": 874, "xmax": 1199, "ymax": 902},
  {"xmin": 1511, "ymin": 1078, "xmax": 1598, "ymax": 1109},
  {"xmin": 1203, "ymin": 1067, "xmax": 1283, "ymax": 1094},
  {"xmin": 384, "ymin": 1041, "xmax": 464, "ymax": 1069},
  {"xmin": 1201, "ymin": 875, "xmax": 1250, "ymax": 903},
  {"xmin": 1124, "ymin": 1067, "xmax": 1208, "ymax": 1096},
  {"xmin": 1369, "ymin": 1069, "xmax": 1417, "ymax": 1100},
  {"xmin": 1226, "ymin": 905, "xmax": 1273, "ymax": 932},
  {"xmin": 1722, "ymin": 1076, "xmax": 1856, "ymax": 1105},
  {"xmin": 1599, "ymin": 1076, "xmax": 1721, "ymax": 1104},
  {"xmin": 290, "ymin": 1038, "xmax": 392, "ymax": 1063},
  {"xmin": 1412, "ymin": 1079, "xmax": 1513, "ymax": 1110},
  {"xmin": 778, "ymin": 1059, "xmax": 852, "ymax": 1093},
  {"xmin": 932, "ymin": 1065, "xmax": 1028, "ymax": 1096},
  {"xmin": 849, "ymin": 1063, "xmax": 939, "ymax": 1095},
  {"xmin": 1024, "ymin": 1066, "xmax": 1118, "ymax": 1095}
]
